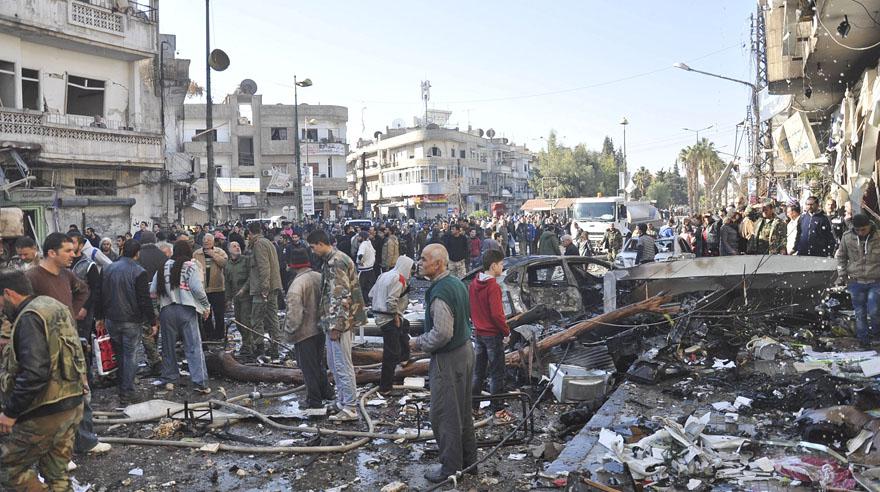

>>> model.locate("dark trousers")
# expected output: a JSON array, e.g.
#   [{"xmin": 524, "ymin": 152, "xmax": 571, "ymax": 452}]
[
  {"xmin": 73, "ymin": 354, "xmax": 98, "ymax": 454},
  {"xmin": 472, "ymin": 334, "xmax": 506, "ymax": 409},
  {"xmin": 202, "ymin": 292, "xmax": 226, "ymax": 341},
  {"xmin": 379, "ymin": 319, "xmax": 410, "ymax": 392},
  {"xmin": 359, "ymin": 269, "xmax": 376, "ymax": 306},
  {"xmin": 294, "ymin": 333, "xmax": 335, "ymax": 408},
  {"xmin": 429, "ymin": 342, "xmax": 478, "ymax": 475},
  {"xmin": 105, "ymin": 320, "xmax": 143, "ymax": 395}
]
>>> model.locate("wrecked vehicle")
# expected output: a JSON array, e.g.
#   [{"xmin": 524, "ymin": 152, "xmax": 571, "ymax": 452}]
[
  {"xmin": 614, "ymin": 235, "xmax": 695, "ymax": 268},
  {"xmin": 463, "ymin": 255, "xmax": 612, "ymax": 316}
]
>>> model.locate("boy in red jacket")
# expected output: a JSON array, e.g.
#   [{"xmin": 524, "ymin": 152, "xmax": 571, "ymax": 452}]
[{"xmin": 469, "ymin": 249, "xmax": 509, "ymax": 411}]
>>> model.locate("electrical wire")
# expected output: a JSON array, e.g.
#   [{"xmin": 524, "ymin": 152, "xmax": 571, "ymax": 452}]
[
  {"xmin": 846, "ymin": 0, "xmax": 880, "ymax": 26},
  {"xmin": 816, "ymin": 7, "xmax": 880, "ymax": 51},
  {"xmin": 424, "ymin": 342, "xmax": 574, "ymax": 492}
]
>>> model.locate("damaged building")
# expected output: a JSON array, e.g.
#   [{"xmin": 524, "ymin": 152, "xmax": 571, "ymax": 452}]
[{"xmin": 0, "ymin": 0, "xmax": 190, "ymax": 236}]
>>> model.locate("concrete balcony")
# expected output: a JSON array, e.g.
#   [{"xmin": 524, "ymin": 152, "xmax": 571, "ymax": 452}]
[
  {"xmin": 381, "ymin": 181, "xmax": 451, "ymax": 199},
  {"xmin": 0, "ymin": 108, "xmax": 162, "ymax": 167},
  {"xmin": 0, "ymin": 0, "xmax": 159, "ymax": 60},
  {"xmin": 183, "ymin": 140, "xmax": 232, "ymax": 155}
]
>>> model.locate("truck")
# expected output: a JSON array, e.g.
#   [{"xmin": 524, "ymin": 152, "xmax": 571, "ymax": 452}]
[{"xmin": 569, "ymin": 196, "xmax": 662, "ymax": 251}]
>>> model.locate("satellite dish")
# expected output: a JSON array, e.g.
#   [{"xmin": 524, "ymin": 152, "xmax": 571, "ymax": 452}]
[
  {"xmin": 477, "ymin": 128, "xmax": 484, "ymax": 137},
  {"xmin": 426, "ymin": 123, "xmax": 440, "ymax": 130},
  {"xmin": 239, "ymin": 79, "xmax": 258, "ymax": 95},
  {"xmin": 391, "ymin": 118, "xmax": 406, "ymax": 129},
  {"xmin": 208, "ymin": 49, "xmax": 230, "ymax": 71},
  {"xmin": 374, "ymin": 131, "xmax": 383, "ymax": 139},
  {"xmin": 486, "ymin": 129, "xmax": 496, "ymax": 138}
]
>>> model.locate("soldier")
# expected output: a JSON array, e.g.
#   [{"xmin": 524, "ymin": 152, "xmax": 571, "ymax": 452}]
[
  {"xmin": 600, "ymin": 223, "xmax": 623, "ymax": 261},
  {"xmin": 247, "ymin": 222, "xmax": 282, "ymax": 358},
  {"xmin": 224, "ymin": 241, "xmax": 253, "ymax": 358},
  {"xmin": 308, "ymin": 229, "xmax": 366, "ymax": 422},
  {"xmin": 0, "ymin": 269, "xmax": 87, "ymax": 491},
  {"xmin": 9, "ymin": 236, "xmax": 39, "ymax": 271},
  {"xmin": 747, "ymin": 203, "xmax": 787, "ymax": 255}
]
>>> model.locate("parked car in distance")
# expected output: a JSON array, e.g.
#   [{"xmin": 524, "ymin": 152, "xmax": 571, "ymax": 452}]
[{"xmin": 614, "ymin": 236, "xmax": 694, "ymax": 268}]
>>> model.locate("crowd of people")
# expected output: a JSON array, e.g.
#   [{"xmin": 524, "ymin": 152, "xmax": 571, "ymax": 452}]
[{"xmin": 0, "ymin": 195, "xmax": 876, "ymax": 487}]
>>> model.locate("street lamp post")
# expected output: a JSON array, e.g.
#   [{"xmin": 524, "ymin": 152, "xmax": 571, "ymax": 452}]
[
  {"xmin": 673, "ymin": 62, "xmax": 762, "ymax": 194},
  {"xmin": 620, "ymin": 117, "xmax": 629, "ymax": 200},
  {"xmin": 293, "ymin": 76, "xmax": 312, "ymax": 221},
  {"xmin": 683, "ymin": 124, "xmax": 713, "ymax": 144}
]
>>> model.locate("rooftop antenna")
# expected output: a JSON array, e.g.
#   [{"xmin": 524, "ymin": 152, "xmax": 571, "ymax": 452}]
[{"xmin": 421, "ymin": 80, "xmax": 431, "ymax": 127}]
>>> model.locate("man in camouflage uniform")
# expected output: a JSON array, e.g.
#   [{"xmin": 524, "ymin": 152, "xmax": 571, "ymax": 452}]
[
  {"xmin": 308, "ymin": 229, "xmax": 366, "ymax": 422},
  {"xmin": 0, "ymin": 269, "xmax": 87, "ymax": 491},
  {"xmin": 601, "ymin": 223, "xmax": 623, "ymax": 261},
  {"xmin": 247, "ymin": 222, "xmax": 282, "ymax": 358},
  {"xmin": 747, "ymin": 203, "xmax": 787, "ymax": 255},
  {"xmin": 224, "ymin": 241, "xmax": 253, "ymax": 358}
]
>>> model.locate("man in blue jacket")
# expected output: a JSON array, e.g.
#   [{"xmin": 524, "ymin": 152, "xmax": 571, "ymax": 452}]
[{"xmin": 794, "ymin": 196, "xmax": 836, "ymax": 257}]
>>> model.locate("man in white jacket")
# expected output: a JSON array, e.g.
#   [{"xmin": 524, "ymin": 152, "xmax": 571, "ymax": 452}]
[
  {"xmin": 356, "ymin": 231, "xmax": 376, "ymax": 304},
  {"xmin": 369, "ymin": 256, "xmax": 414, "ymax": 395}
]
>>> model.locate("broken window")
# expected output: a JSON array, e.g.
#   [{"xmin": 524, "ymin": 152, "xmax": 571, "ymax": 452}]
[
  {"xmin": 302, "ymin": 128, "xmax": 318, "ymax": 141},
  {"xmin": 270, "ymin": 127, "xmax": 287, "ymax": 140},
  {"xmin": 238, "ymin": 102, "xmax": 252, "ymax": 125},
  {"xmin": 66, "ymin": 75, "xmax": 105, "ymax": 117},
  {"xmin": 75, "ymin": 178, "xmax": 116, "ymax": 196},
  {"xmin": 21, "ymin": 68, "xmax": 39, "ymax": 110},
  {"xmin": 528, "ymin": 264, "xmax": 566, "ymax": 285},
  {"xmin": 0, "ymin": 61, "xmax": 14, "ymax": 108}
]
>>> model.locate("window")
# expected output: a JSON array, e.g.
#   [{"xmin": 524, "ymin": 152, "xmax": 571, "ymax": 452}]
[
  {"xmin": 66, "ymin": 75, "xmax": 105, "ymax": 117},
  {"xmin": 0, "ymin": 61, "xmax": 14, "ymax": 108},
  {"xmin": 430, "ymin": 146, "xmax": 441, "ymax": 157},
  {"xmin": 327, "ymin": 129, "xmax": 334, "ymax": 142},
  {"xmin": 460, "ymin": 150, "xmax": 466, "ymax": 158},
  {"xmin": 327, "ymin": 157, "xmax": 333, "ymax": 178},
  {"xmin": 238, "ymin": 137, "xmax": 254, "ymax": 166},
  {"xmin": 309, "ymin": 163, "xmax": 318, "ymax": 176},
  {"xmin": 270, "ymin": 127, "xmax": 288, "ymax": 140},
  {"xmin": 75, "ymin": 178, "xmax": 116, "ymax": 196},
  {"xmin": 302, "ymin": 128, "xmax": 318, "ymax": 141},
  {"xmin": 193, "ymin": 129, "xmax": 217, "ymax": 142},
  {"xmin": 21, "ymin": 68, "xmax": 39, "ymax": 110}
]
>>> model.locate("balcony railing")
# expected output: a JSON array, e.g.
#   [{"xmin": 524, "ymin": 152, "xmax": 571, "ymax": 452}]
[
  {"xmin": 238, "ymin": 153, "xmax": 255, "ymax": 166},
  {"xmin": 45, "ymin": 112, "xmax": 159, "ymax": 133}
]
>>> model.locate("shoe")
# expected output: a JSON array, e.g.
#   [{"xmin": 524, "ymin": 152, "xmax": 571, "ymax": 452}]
[
  {"xmin": 424, "ymin": 465, "xmax": 451, "ymax": 484},
  {"xmin": 119, "ymin": 391, "xmax": 144, "ymax": 405},
  {"xmin": 88, "ymin": 442, "xmax": 112, "ymax": 454},
  {"xmin": 193, "ymin": 385, "xmax": 211, "ymax": 395},
  {"xmin": 328, "ymin": 407, "xmax": 358, "ymax": 422}
]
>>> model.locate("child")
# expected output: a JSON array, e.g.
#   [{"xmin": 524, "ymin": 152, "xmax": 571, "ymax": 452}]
[{"xmin": 469, "ymin": 249, "xmax": 510, "ymax": 412}]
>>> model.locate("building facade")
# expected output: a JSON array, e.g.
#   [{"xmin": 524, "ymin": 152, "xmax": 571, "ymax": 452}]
[
  {"xmin": 347, "ymin": 125, "xmax": 534, "ymax": 219},
  {"xmin": 0, "ymin": 0, "xmax": 172, "ymax": 237},
  {"xmin": 182, "ymin": 95, "xmax": 348, "ymax": 222},
  {"xmin": 762, "ymin": 0, "xmax": 880, "ymax": 211}
]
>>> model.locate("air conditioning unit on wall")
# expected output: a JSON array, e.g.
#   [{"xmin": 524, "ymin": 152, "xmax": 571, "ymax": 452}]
[{"xmin": 261, "ymin": 169, "xmax": 272, "ymax": 177}]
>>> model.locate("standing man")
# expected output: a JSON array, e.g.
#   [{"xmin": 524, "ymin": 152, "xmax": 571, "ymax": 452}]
[
  {"xmin": 537, "ymin": 224, "xmax": 561, "ymax": 255},
  {"xmin": 135, "ymin": 231, "xmax": 165, "ymax": 373},
  {"xmin": 516, "ymin": 218, "xmax": 530, "ymax": 256},
  {"xmin": 600, "ymin": 223, "xmax": 623, "ymax": 261},
  {"xmin": 25, "ymin": 232, "xmax": 109, "ymax": 457},
  {"xmin": 225, "ymin": 241, "xmax": 253, "ymax": 359},
  {"xmin": 561, "ymin": 234, "xmax": 579, "ymax": 256},
  {"xmin": 410, "ymin": 244, "xmax": 477, "ymax": 483},
  {"xmin": 193, "ymin": 233, "xmax": 228, "ymax": 341},
  {"xmin": 309, "ymin": 230, "xmax": 366, "ymax": 422},
  {"xmin": 0, "ymin": 270, "xmax": 87, "ymax": 491},
  {"xmin": 786, "ymin": 203, "xmax": 801, "ymax": 255},
  {"xmin": 382, "ymin": 226, "xmax": 400, "ymax": 273},
  {"xmin": 284, "ymin": 247, "xmax": 334, "ymax": 409},
  {"xmin": 747, "ymin": 203, "xmax": 787, "ymax": 255},
  {"xmin": 827, "ymin": 198, "xmax": 846, "ymax": 246},
  {"xmin": 794, "ymin": 196, "xmax": 836, "ymax": 257},
  {"xmin": 369, "ymin": 255, "xmax": 415, "ymax": 395},
  {"xmin": 470, "ymin": 249, "xmax": 509, "ymax": 412},
  {"xmin": 444, "ymin": 225, "xmax": 469, "ymax": 278},
  {"xmin": 634, "ymin": 223, "xmax": 657, "ymax": 264},
  {"xmin": 228, "ymin": 223, "xmax": 246, "ymax": 252},
  {"xmin": 100, "ymin": 240, "xmax": 157, "ymax": 403},
  {"xmin": 356, "ymin": 231, "xmax": 377, "ymax": 304},
  {"xmin": 835, "ymin": 214, "xmax": 880, "ymax": 347},
  {"xmin": 247, "ymin": 222, "xmax": 282, "ymax": 358},
  {"xmin": 133, "ymin": 221, "xmax": 148, "ymax": 242}
]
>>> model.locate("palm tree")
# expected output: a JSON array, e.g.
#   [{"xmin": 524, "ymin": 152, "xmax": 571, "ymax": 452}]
[
  {"xmin": 693, "ymin": 138, "xmax": 723, "ymax": 210},
  {"xmin": 678, "ymin": 146, "xmax": 699, "ymax": 212},
  {"xmin": 632, "ymin": 166, "xmax": 653, "ymax": 199}
]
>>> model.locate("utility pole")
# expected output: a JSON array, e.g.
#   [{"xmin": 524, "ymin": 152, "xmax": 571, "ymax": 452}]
[
  {"xmin": 205, "ymin": 0, "xmax": 214, "ymax": 224},
  {"xmin": 360, "ymin": 153, "xmax": 368, "ymax": 218}
]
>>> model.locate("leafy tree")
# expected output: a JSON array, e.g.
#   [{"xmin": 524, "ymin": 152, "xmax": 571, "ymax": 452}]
[
  {"xmin": 647, "ymin": 181, "xmax": 673, "ymax": 209},
  {"xmin": 632, "ymin": 166, "xmax": 653, "ymax": 199}
]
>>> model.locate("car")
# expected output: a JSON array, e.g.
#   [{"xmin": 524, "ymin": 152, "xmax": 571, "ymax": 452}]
[
  {"xmin": 344, "ymin": 219, "xmax": 373, "ymax": 230},
  {"xmin": 614, "ymin": 235, "xmax": 694, "ymax": 268},
  {"xmin": 462, "ymin": 255, "xmax": 612, "ymax": 316}
]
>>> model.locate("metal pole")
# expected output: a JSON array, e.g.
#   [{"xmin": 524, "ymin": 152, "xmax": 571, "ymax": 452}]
[
  {"xmin": 294, "ymin": 77, "xmax": 302, "ymax": 222},
  {"xmin": 622, "ymin": 124, "xmax": 627, "ymax": 201},
  {"xmin": 205, "ymin": 0, "xmax": 215, "ymax": 224},
  {"xmin": 752, "ymin": 86, "xmax": 762, "ymax": 196},
  {"xmin": 360, "ymin": 153, "xmax": 368, "ymax": 218}
]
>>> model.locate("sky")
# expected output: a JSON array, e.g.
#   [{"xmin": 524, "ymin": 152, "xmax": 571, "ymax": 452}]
[{"xmin": 160, "ymin": 1, "xmax": 757, "ymax": 172}]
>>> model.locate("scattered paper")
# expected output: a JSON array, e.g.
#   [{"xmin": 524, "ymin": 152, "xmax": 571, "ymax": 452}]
[
  {"xmin": 861, "ymin": 357, "xmax": 880, "ymax": 377},
  {"xmin": 687, "ymin": 479, "xmax": 702, "ymax": 490},
  {"xmin": 733, "ymin": 396, "xmax": 753, "ymax": 409},
  {"xmin": 847, "ymin": 429, "xmax": 875, "ymax": 455},
  {"xmin": 128, "ymin": 468, "xmax": 144, "ymax": 476},
  {"xmin": 712, "ymin": 359, "xmax": 736, "ymax": 369},
  {"xmin": 508, "ymin": 453, "xmax": 527, "ymax": 461},
  {"xmin": 749, "ymin": 456, "xmax": 774, "ymax": 472},
  {"xmin": 366, "ymin": 399, "xmax": 386, "ymax": 406},
  {"xmin": 712, "ymin": 401, "xmax": 736, "ymax": 412},
  {"xmin": 403, "ymin": 377, "xmax": 425, "ymax": 388},
  {"xmin": 724, "ymin": 413, "xmax": 739, "ymax": 423},
  {"xmin": 199, "ymin": 443, "xmax": 220, "ymax": 453}
]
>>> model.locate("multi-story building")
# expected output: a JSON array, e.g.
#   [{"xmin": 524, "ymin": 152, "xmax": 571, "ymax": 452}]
[
  {"xmin": 0, "ymin": 0, "xmax": 172, "ymax": 237},
  {"xmin": 347, "ymin": 124, "xmax": 534, "ymax": 219},
  {"xmin": 182, "ymin": 94, "xmax": 348, "ymax": 221},
  {"xmin": 761, "ymin": 0, "xmax": 880, "ymax": 210}
]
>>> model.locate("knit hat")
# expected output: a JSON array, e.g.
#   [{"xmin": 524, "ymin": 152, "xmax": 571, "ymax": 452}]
[
  {"xmin": 287, "ymin": 247, "xmax": 311, "ymax": 269},
  {"xmin": 140, "ymin": 231, "xmax": 157, "ymax": 244},
  {"xmin": 852, "ymin": 214, "xmax": 871, "ymax": 228}
]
